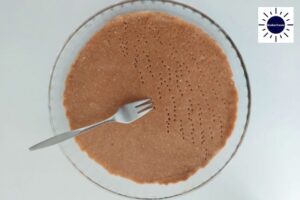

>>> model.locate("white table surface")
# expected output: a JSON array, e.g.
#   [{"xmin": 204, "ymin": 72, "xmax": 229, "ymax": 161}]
[{"xmin": 1, "ymin": 0, "xmax": 299, "ymax": 199}]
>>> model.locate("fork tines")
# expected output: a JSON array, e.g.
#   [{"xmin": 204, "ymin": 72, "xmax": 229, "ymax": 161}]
[{"xmin": 135, "ymin": 99, "xmax": 153, "ymax": 114}]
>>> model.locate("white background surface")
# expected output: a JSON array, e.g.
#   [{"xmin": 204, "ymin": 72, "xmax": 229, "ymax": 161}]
[{"xmin": 0, "ymin": 0, "xmax": 299, "ymax": 199}]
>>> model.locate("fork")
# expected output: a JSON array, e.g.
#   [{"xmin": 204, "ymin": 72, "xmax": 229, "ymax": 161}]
[{"xmin": 29, "ymin": 99, "xmax": 153, "ymax": 151}]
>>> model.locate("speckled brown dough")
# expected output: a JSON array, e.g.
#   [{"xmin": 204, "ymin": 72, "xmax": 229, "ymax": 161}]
[{"xmin": 64, "ymin": 12, "xmax": 238, "ymax": 184}]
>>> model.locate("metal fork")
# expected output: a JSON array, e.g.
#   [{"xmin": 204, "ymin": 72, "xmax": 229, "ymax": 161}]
[{"xmin": 29, "ymin": 99, "xmax": 153, "ymax": 151}]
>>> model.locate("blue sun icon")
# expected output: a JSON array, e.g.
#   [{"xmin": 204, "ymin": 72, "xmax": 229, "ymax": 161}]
[{"xmin": 258, "ymin": 7, "xmax": 294, "ymax": 43}]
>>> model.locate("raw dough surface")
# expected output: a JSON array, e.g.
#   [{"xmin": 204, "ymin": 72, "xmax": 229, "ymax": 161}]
[{"xmin": 64, "ymin": 12, "xmax": 237, "ymax": 184}]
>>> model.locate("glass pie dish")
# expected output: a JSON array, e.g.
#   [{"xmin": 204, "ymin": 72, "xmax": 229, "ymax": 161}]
[{"xmin": 48, "ymin": 0, "xmax": 251, "ymax": 199}]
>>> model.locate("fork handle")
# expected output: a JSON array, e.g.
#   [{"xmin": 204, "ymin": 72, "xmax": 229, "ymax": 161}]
[{"xmin": 29, "ymin": 117, "xmax": 114, "ymax": 151}]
